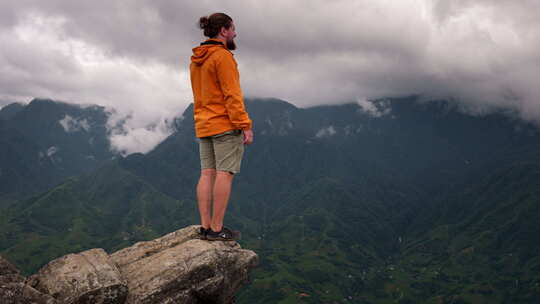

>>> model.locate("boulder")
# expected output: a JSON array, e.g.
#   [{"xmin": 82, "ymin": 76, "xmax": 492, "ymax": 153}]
[
  {"xmin": 110, "ymin": 225, "xmax": 258, "ymax": 304},
  {"xmin": 28, "ymin": 248, "xmax": 127, "ymax": 304},
  {"xmin": 2, "ymin": 225, "xmax": 258, "ymax": 304},
  {"xmin": 0, "ymin": 255, "xmax": 25, "ymax": 285},
  {"xmin": 0, "ymin": 255, "xmax": 19, "ymax": 275},
  {"xmin": 0, "ymin": 282, "xmax": 58, "ymax": 304},
  {"xmin": 0, "ymin": 255, "xmax": 58, "ymax": 303}
]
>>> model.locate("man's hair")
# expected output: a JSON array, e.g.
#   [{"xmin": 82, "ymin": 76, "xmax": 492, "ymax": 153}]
[{"xmin": 198, "ymin": 13, "xmax": 233, "ymax": 38}]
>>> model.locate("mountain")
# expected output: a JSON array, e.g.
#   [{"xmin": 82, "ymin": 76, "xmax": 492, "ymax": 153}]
[
  {"xmin": 0, "ymin": 160, "xmax": 199, "ymax": 273},
  {"xmin": 0, "ymin": 98, "xmax": 116, "ymax": 207},
  {"xmin": 394, "ymin": 158, "xmax": 540, "ymax": 304},
  {"xmin": 1, "ymin": 96, "xmax": 540, "ymax": 303},
  {"xmin": 0, "ymin": 102, "xmax": 25, "ymax": 120}
]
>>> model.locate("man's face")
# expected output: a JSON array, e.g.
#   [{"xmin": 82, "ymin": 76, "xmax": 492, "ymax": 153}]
[{"xmin": 222, "ymin": 21, "xmax": 237, "ymax": 50}]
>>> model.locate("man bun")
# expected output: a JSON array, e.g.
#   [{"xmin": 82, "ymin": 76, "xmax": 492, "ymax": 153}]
[
  {"xmin": 199, "ymin": 16, "xmax": 209, "ymax": 29},
  {"xmin": 197, "ymin": 13, "xmax": 233, "ymax": 38}
]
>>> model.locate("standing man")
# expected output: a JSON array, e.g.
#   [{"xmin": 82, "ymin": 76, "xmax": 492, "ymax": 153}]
[{"xmin": 190, "ymin": 13, "xmax": 253, "ymax": 241}]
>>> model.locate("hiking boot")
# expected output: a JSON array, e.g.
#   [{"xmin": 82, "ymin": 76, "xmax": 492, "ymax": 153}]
[
  {"xmin": 198, "ymin": 226, "xmax": 210, "ymax": 240},
  {"xmin": 206, "ymin": 227, "xmax": 241, "ymax": 241}
]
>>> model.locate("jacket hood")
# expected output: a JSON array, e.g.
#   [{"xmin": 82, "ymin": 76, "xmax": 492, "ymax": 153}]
[{"xmin": 191, "ymin": 39, "xmax": 228, "ymax": 66}]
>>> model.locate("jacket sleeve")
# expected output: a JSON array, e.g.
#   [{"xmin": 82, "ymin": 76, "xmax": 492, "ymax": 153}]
[{"xmin": 215, "ymin": 52, "xmax": 253, "ymax": 130}]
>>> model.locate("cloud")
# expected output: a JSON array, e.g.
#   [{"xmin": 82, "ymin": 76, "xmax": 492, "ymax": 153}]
[
  {"xmin": 58, "ymin": 114, "xmax": 90, "ymax": 133},
  {"xmin": 315, "ymin": 126, "xmax": 337, "ymax": 138},
  {"xmin": 0, "ymin": 0, "xmax": 539, "ymax": 154},
  {"xmin": 105, "ymin": 106, "xmax": 177, "ymax": 156},
  {"xmin": 356, "ymin": 98, "xmax": 392, "ymax": 118},
  {"xmin": 107, "ymin": 117, "xmax": 175, "ymax": 156},
  {"xmin": 0, "ymin": 8, "xmax": 189, "ymax": 154}
]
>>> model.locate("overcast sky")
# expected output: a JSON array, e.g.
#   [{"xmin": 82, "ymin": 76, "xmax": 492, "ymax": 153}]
[{"xmin": 1, "ymin": 0, "xmax": 539, "ymax": 154}]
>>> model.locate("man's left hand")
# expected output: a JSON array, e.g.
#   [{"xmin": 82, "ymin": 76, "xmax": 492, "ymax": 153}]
[{"xmin": 243, "ymin": 129, "xmax": 253, "ymax": 145}]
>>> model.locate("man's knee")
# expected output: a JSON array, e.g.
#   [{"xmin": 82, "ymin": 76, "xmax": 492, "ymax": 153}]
[
  {"xmin": 216, "ymin": 170, "xmax": 235, "ymax": 180},
  {"xmin": 201, "ymin": 168, "xmax": 216, "ymax": 177}
]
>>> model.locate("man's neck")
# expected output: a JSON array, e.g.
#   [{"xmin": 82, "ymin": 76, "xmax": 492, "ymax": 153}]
[{"xmin": 214, "ymin": 35, "xmax": 227, "ymax": 46}]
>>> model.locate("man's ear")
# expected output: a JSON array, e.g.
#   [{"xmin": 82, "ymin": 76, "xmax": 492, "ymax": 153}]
[{"xmin": 219, "ymin": 26, "xmax": 226, "ymax": 37}]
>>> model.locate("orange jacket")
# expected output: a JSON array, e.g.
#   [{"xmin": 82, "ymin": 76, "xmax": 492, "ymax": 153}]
[{"xmin": 190, "ymin": 38, "xmax": 252, "ymax": 138}]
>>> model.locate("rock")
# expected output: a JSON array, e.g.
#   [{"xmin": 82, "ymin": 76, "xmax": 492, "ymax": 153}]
[
  {"xmin": 2, "ymin": 225, "xmax": 258, "ymax": 304},
  {"xmin": 110, "ymin": 225, "xmax": 258, "ymax": 304},
  {"xmin": 0, "ymin": 282, "xmax": 58, "ymax": 304},
  {"xmin": 0, "ymin": 255, "xmax": 25, "ymax": 285},
  {"xmin": 0, "ymin": 255, "xmax": 58, "ymax": 304},
  {"xmin": 0, "ymin": 273, "xmax": 25, "ymax": 285},
  {"xmin": 28, "ymin": 248, "xmax": 128, "ymax": 304},
  {"xmin": 0, "ymin": 255, "xmax": 19, "ymax": 276}
]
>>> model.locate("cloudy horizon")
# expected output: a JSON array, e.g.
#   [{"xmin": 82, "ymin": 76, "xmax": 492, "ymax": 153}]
[{"xmin": 1, "ymin": 0, "xmax": 539, "ymax": 154}]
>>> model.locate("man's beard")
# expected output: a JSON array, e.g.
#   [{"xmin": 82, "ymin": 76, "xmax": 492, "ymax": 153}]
[{"xmin": 226, "ymin": 38, "xmax": 236, "ymax": 50}]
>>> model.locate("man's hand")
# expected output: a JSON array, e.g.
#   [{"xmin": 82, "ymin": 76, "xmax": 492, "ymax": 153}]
[{"xmin": 243, "ymin": 129, "xmax": 253, "ymax": 145}]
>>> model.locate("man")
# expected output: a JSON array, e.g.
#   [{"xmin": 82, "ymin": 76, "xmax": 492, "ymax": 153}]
[{"xmin": 190, "ymin": 13, "xmax": 253, "ymax": 241}]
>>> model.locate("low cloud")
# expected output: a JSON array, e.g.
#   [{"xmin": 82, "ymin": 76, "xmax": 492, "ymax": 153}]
[
  {"xmin": 105, "ymin": 106, "xmax": 177, "ymax": 156},
  {"xmin": 59, "ymin": 114, "xmax": 90, "ymax": 133},
  {"xmin": 0, "ymin": 10, "xmax": 189, "ymax": 154},
  {"xmin": 356, "ymin": 98, "xmax": 392, "ymax": 118},
  {"xmin": 0, "ymin": 1, "xmax": 539, "ymax": 154},
  {"xmin": 315, "ymin": 126, "xmax": 337, "ymax": 138}
]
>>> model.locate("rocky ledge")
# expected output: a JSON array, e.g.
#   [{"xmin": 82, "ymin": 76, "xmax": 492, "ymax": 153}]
[{"xmin": 0, "ymin": 225, "xmax": 258, "ymax": 304}]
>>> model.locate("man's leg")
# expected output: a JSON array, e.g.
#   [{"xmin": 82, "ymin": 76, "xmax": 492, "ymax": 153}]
[
  {"xmin": 210, "ymin": 171, "xmax": 234, "ymax": 232},
  {"xmin": 197, "ymin": 168, "xmax": 216, "ymax": 229}
]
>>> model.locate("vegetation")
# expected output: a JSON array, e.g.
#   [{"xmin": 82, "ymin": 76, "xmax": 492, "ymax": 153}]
[{"xmin": 1, "ymin": 97, "xmax": 540, "ymax": 303}]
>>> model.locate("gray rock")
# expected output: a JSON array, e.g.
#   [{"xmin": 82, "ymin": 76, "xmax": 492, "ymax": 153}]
[
  {"xmin": 0, "ymin": 255, "xmax": 58, "ymax": 304},
  {"xmin": 0, "ymin": 255, "xmax": 25, "ymax": 285},
  {"xmin": 0, "ymin": 255, "xmax": 19, "ymax": 276},
  {"xmin": 28, "ymin": 248, "xmax": 128, "ymax": 304},
  {"xmin": 0, "ymin": 273, "xmax": 25, "ymax": 285},
  {"xmin": 2, "ymin": 225, "xmax": 258, "ymax": 304},
  {"xmin": 0, "ymin": 282, "xmax": 58, "ymax": 304},
  {"xmin": 110, "ymin": 225, "xmax": 258, "ymax": 304}
]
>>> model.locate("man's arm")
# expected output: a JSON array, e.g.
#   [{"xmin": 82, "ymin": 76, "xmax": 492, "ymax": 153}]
[{"xmin": 215, "ymin": 51, "xmax": 253, "ymax": 132}]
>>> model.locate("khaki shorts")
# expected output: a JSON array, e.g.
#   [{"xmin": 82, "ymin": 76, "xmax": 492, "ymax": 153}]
[{"xmin": 199, "ymin": 130, "xmax": 245, "ymax": 174}]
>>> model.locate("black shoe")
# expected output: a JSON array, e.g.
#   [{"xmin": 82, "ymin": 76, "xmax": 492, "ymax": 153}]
[
  {"xmin": 198, "ymin": 226, "xmax": 210, "ymax": 240},
  {"xmin": 206, "ymin": 227, "xmax": 241, "ymax": 241},
  {"xmin": 223, "ymin": 227, "xmax": 241, "ymax": 240}
]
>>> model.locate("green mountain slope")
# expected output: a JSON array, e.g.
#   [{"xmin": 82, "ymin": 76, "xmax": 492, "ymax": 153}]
[
  {"xmin": 1, "ymin": 97, "xmax": 540, "ymax": 303},
  {"xmin": 392, "ymin": 158, "xmax": 540, "ymax": 304},
  {"xmin": 0, "ymin": 98, "xmax": 115, "ymax": 207},
  {"xmin": 0, "ymin": 102, "xmax": 25, "ymax": 120},
  {"xmin": 0, "ymin": 160, "xmax": 197, "ymax": 274}
]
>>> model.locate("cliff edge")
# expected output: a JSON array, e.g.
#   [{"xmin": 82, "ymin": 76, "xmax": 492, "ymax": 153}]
[{"xmin": 0, "ymin": 225, "xmax": 258, "ymax": 304}]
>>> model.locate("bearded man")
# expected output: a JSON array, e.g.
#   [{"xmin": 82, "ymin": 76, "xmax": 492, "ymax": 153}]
[{"xmin": 190, "ymin": 13, "xmax": 253, "ymax": 241}]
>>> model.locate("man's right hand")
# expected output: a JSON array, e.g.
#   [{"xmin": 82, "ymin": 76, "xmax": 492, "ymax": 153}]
[{"xmin": 243, "ymin": 129, "xmax": 253, "ymax": 145}]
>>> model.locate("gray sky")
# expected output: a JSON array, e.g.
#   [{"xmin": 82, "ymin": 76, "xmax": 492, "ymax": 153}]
[{"xmin": 1, "ymin": 0, "xmax": 539, "ymax": 154}]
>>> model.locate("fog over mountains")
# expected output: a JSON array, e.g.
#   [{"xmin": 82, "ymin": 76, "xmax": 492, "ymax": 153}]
[{"xmin": 1, "ymin": 1, "xmax": 539, "ymax": 158}]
